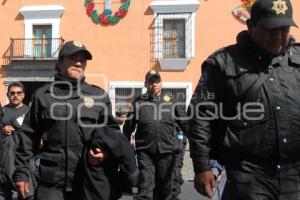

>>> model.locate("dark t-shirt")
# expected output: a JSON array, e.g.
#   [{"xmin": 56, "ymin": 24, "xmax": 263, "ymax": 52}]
[{"xmin": 3, "ymin": 104, "xmax": 29, "ymax": 128}]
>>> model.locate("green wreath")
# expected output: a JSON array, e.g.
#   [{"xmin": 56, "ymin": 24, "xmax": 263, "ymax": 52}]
[{"xmin": 84, "ymin": 0, "xmax": 130, "ymax": 26}]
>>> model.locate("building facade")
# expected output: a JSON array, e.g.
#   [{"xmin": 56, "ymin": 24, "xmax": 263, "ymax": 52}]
[{"xmin": 0, "ymin": 0, "xmax": 299, "ymax": 113}]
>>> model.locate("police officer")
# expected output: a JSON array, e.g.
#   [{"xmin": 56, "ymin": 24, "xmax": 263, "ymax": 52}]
[
  {"xmin": 188, "ymin": 0, "xmax": 300, "ymax": 199},
  {"xmin": 0, "ymin": 104, "xmax": 3, "ymax": 177},
  {"xmin": 123, "ymin": 70, "xmax": 188, "ymax": 200},
  {"xmin": 0, "ymin": 105, "xmax": 3, "ymax": 134},
  {"xmin": 0, "ymin": 104, "xmax": 3, "ymax": 190},
  {"xmin": 13, "ymin": 41, "xmax": 137, "ymax": 200}
]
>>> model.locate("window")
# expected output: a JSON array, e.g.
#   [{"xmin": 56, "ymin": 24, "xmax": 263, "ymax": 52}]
[
  {"xmin": 33, "ymin": 25, "xmax": 52, "ymax": 57},
  {"xmin": 150, "ymin": 0, "xmax": 200, "ymax": 70},
  {"xmin": 109, "ymin": 81, "xmax": 192, "ymax": 115},
  {"xmin": 163, "ymin": 19, "xmax": 185, "ymax": 59},
  {"xmin": 155, "ymin": 13, "xmax": 192, "ymax": 60},
  {"xmin": 115, "ymin": 87, "xmax": 143, "ymax": 114},
  {"xmin": 19, "ymin": 5, "xmax": 64, "ymax": 58}
]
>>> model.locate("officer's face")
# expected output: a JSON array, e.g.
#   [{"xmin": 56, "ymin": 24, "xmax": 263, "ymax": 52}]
[
  {"xmin": 58, "ymin": 53, "xmax": 87, "ymax": 80},
  {"xmin": 146, "ymin": 77, "xmax": 162, "ymax": 96},
  {"xmin": 248, "ymin": 21, "xmax": 290, "ymax": 55},
  {"xmin": 8, "ymin": 86, "xmax": 25, "ymax": 108}
]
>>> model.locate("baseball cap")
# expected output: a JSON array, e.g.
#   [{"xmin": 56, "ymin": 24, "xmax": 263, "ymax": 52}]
[
  {"xmin": 58, "ymin": 41, "xmax": 92, "ymax": 60},
  {"xmin": 250, "ymin": 0, "xmax": 298, "ymax": 29},
  {"xmin": 145, "ymin": 70, "xmax": 161, "ymax": 82}
]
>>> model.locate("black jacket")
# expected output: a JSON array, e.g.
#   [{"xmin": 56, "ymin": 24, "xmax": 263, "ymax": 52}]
[
  {"xmin": 0, "ymin": 104, "xmax": 3, "ymax": 135},
  {"xmin": 0, "ymin": 104, "xmax": 33, "ymax": 193},
  {"xmin": 81, "ymin": 126, "xmax": 138, "ymax": 200},
  {"xmin": 188, "ymin": 31, "xmax": 300, "ymax": 173},
  {"xmin": 123, "ymin": 93, "xmax": 188, "ymax": 154},
  {"xmin": 13, "ymin": 74, "xmax": 127, "ymax": 192}
]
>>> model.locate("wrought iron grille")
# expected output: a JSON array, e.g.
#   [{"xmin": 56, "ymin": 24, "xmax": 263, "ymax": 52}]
[{"xmin": 9, "ymin": 38, "xmax": 64, "ymax": 59}]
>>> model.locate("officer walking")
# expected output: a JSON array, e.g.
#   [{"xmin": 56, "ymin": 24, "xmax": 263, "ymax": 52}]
[
  {"xmin": 13, "ymin": 41, "xmax": 137, "ymax": 200},
  {"xmin": 0, "ymin": 82, "xmax": 34, "ymax": 200},
  {"xmin": 0, "ymin": 103, "xmax": 3, "ymax": 167},
  {"xmin": 188, "ymin": 0, "xmax": 300, "ymax": 199},
  {"xmin": 123, "ymin": 70, "xmax": 188, "ymax": 200},
  {"xmin": 0, "ymin": 103, "xmax": 3, "ymax": 138}
]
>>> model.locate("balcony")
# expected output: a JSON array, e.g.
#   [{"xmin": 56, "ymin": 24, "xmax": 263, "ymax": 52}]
[
  {"xmin": 3, "ymin": 38, "xmax": 65, "ymax": 81},
  {"xmin": 9, "ymin": 38, "xmax": 64, "ymax": 60}
]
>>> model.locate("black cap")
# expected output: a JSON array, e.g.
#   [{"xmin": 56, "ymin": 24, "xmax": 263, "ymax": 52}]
[
  {"xmin": 58, "ymin": 41, "xmax": 92, "ymax": 60},
  {"xmin": 250, "ymin": 0, "xmax": 298, "ymax": 28},
  {"xmin": 145, "ymin": 70, "xmax": 161, "ymax": 82}
]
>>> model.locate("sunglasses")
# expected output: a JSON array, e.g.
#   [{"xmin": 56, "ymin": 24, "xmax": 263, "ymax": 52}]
[{"xmin": 9, "ymin": 91, "xmax": 23, "ymax": 96}]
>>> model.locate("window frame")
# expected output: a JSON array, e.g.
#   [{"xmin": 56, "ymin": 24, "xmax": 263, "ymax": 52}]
[
  {"xmin": 19, "ymin": 5, "xmax": 64, "ymax": 58},
  {"xmin": 109, "ymin": 81, "xmax": 193, "ymax": 116},
  {"xmin": 150, "ymin": 0, "xmax": 200, "ymax": 70},
  {"xmin": 163, "ymin": 19, "xmax": 186, "ymax": 59},
  {"xmin": 32, "ymin": 25, "xmax": 53, "ymax": 57}
]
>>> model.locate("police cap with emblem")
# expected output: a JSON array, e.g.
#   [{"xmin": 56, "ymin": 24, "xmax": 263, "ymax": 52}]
[
  {"xmin": 145, "ymin": 70, "xmax": 161, "ymax": 82},
  {"xmin": 59, "ymin": 41, "xmax": 92, "ymax": 60},
  {"xmin": 250, "ymin": 0, "xmax": 298, "ymax": 29}
]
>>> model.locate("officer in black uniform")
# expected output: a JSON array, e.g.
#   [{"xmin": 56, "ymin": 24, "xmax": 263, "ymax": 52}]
[
  {"xmin": 13, "ymin": 41, "xmax": 137, "ymax": 200},
  {"xmin": 0, "ymin": 103, "xmax": 3, "ymax": 148},
  {"xmin": 188, "ymin": 0, "xmax": 300, "ymax": 199},
  {"xmin": 123, "ymin": 70, "xmax": 188, "ymax": 200},
  {"xmin": 0, "ymin": 103, "xmax": 3, "ymax": 135},
  {"xmin": 0, "ymin": 104, "xmax": 3, "ymax": 173}
]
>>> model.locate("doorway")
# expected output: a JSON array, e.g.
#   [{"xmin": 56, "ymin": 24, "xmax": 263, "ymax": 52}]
[
  {"xmin": 21, "ymin": 81, "xmax": 49, "ymax": 105},
  {"xmin": 33, "ymin": 25, "xmax": 52, "ymax": 58}
]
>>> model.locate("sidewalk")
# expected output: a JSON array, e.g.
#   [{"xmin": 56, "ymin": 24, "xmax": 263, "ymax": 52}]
[{"xmin": 120, "ymin": 181, "xmax": 209, "ymax": 200}]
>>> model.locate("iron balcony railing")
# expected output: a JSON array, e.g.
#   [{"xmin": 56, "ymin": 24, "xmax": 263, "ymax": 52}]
[{"xmin": 9, "ymin": 38, "xmax": 64, "ymax": 59}]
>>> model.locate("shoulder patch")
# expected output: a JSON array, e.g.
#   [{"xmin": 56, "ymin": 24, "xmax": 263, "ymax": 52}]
[
  {"xmin": 83, "ymin": 96, "xmax": 95, "ymax": 108},
  {"xmin": 163, "ymin": 95, "xmax": 171, "ymax": 102}
]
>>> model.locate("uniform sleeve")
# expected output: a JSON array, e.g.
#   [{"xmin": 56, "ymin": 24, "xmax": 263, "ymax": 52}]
[
  {"xmin": 122, "ymin": 100, "xmax": 137, "ymax": 141},
  {"xmin": 83, "ymin": 126, "xmax": 138, "ymax": 200},
  {"xmin": 188, "ymin": 58, "xmax": 225, "ymax": 173},
  {"xmin": 90, "ymin": 95, "xmax": 138, "ymax": 185},
  {"xmin": 14, "ymin": 95, "xmax": 43, "ymax": 183},
  {"xmin": 91, "ymin": 127, "xmax": 138, "ymax": 181},
  {"xmin": 174, "ymin": 100, "xmax": 188, "ymax": 134}
]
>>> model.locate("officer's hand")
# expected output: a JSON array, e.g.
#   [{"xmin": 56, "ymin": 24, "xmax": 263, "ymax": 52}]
[
  {"xmin": 194, "ymin": 170, "xmax": 216, "ymax": 198},
  {"xmin": 3, "ymin": 125, "xmax": 15, "ymax": 135},
  {"xmin": 15, "ymin": 181, "xmax": 29, "ymax": 199},
  {"xmin": 88, "ymin": 148, "xmax": 108, "ymax": 165}
]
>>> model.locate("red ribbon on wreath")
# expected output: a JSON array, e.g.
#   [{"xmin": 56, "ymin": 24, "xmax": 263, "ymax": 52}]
[
  {"xmin": 86, "ymin": 2, "xmax": 95, "ymax": 16},
  {"xmin": 84, "ymin": 0, "xmax": 130, "ymax": 26}
]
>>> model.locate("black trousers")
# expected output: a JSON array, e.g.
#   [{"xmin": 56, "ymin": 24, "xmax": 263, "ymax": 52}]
[
  {"xmin": 171, "ymin": 142, "xmax": 186, "ymax": 200},
  {"xmin": 0, "ymin": 185, "xmax": 12, "ymax": 200},
  {"xmin": 223, "ymin": 160, "xmax": 300, "ymax": 200},
  {"xmin": 134, "ymin": 152, "xmax": 175, "ymax": 200},
  {"xmin": 35, "ymin": 185, "xmax": 78, "ymax": 200}
]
